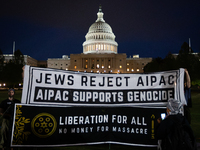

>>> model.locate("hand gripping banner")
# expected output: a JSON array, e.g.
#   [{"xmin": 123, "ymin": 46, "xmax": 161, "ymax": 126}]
[
  {"xmin": 11, "ymin": 104, "xmax": 166, "ymax": 147},
  {"xmin": 22, "ymin": 66, "xmax": 186, "ymax": 106}
]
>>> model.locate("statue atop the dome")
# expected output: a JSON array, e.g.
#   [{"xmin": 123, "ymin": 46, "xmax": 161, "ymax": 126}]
[
  {"xmin": 96, "ymin": 5, "xmax": 105, "ymax": 22},
  {"xmin": 99, "ymin": 4, "xmax": 102, "ymax": 12}
]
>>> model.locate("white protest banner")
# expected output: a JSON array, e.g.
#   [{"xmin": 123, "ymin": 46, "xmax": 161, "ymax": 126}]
[{"xmin": 21, "ymin": 66, "xmax": 186, "ymax": 106}]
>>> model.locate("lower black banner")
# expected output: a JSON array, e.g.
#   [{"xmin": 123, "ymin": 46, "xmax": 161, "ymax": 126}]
[{"xmin": 11, "ymin": 104, "xmax": 166, "ymax": 147}]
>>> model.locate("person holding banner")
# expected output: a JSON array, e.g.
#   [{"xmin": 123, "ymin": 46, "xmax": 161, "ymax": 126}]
[
  {"xmin": 184, "ymin": 69, "xmax": 192, "ymax": 124},
  {"xmin": 0, "ymin": 89, "xmax": 20, "ymax": 150},
  {"xmin": 156, "ymin": 99, "xmax": 196, "ymax": 150}
]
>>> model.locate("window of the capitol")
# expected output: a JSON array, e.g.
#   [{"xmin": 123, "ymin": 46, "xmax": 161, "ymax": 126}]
[{"xmin": 84, "ymin": 44, "xmax": 117, "ymax": 53}]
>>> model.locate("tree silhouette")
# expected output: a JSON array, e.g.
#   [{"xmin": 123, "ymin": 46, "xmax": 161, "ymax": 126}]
[
  {"xmin": 179, "ymin": 42, "xmax": 193, "ymax": 54},
  {"xmin": 1, "ymin": 49, "xmax": 24, "ymax": 88},
  {"xmin": 144, "ymin": 57, "xmax": 165, "ymax": 72},
  {"xmin": 0, "ymin": 49, "xmax": 5, "ymax": 83},
  {"xmin": 144, "ymin": 42, "xmax": 200, "ymax": 86},
  {"xmin": 14, "ymin": 49, "xmax": 24, "ymax": 65}
]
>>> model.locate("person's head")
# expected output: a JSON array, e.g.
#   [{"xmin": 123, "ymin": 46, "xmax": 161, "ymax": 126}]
[
  {"xmin": 166, "ymin": 99, "xmax": 182, "ymax": 115},
  {"xmin": 8, "ymin": 88, "xmax": 15, "ymax": 98}
]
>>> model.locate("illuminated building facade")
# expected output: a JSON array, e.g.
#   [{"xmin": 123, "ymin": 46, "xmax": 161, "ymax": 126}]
[
  {"xmin": 48, "ymin": 55, "xmax": 70, "ymax": 70},
  {"xmin": 3, "ymin": 54, "xmax": 38, "ymax": 66},
  {"xmin": 68, "ymin": 6, "xmax": 152, "ymax": 73}
]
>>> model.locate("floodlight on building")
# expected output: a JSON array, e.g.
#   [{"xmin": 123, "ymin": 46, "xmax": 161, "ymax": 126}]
[
  {"xmin": 104, "ymin": 70, "xmax": 106, "ymax": 72},
  {"xmin": 19, "ymin": 83, "xmax": 21, "ymax": 86},
  {"xmin": 133, "ymin": 55, "xmax": 139, "ymax": 58},
  {"xmin": 3, "ymin": 83, "xmax": 6, "ymax": 86}
]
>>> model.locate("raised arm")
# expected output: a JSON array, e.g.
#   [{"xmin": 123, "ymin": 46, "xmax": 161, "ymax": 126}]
[{"xmin": 185, "ymin": 69, "xmax": 191, "ymax": 88}]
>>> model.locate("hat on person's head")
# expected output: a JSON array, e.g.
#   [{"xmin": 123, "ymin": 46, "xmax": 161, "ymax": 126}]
[
  {"xmin": 8, "ymin": 88, "xmax": 15, "ymax": 93},
  {"xmin": 167, "ymin": 99, "xmax": 182, "ymax": 115}
]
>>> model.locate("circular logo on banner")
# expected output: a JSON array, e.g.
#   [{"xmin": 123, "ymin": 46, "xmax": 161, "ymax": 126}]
[{"xmin": 31, "ymin": 113, "xmax": 57, "ymax": 138}]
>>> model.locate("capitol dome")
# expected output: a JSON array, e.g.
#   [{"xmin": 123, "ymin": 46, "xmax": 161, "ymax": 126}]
[{"xmin": 83, "ymin": 6, "xmax": 118, "ymax": 54}]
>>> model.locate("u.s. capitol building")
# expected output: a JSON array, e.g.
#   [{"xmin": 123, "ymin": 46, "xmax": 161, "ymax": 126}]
[{"xmin": 48, "ymin": 6, "xmax": 152, "ymax": 73}]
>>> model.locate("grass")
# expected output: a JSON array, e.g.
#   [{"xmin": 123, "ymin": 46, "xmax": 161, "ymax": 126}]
[
  {"xmin": 190, "ymin": 90, "xmax": 200, "ymax": 142},
  {"xmin": 0, "ymin": 89, "xmax": 199, "ymax": 149}
]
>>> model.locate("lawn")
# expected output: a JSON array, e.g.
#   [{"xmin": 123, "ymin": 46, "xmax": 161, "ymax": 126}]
[
  {"xmin": 190, "ymin": 90, "xmax": 200, "ymax": 143},
  {"xmin": 0, "ymin": 89, "xmax": 199, "ymax": 150}
]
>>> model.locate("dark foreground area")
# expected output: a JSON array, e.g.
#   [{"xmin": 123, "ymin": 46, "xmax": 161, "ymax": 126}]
[{"xmin": 0, "ymin": 89, "xmax": 199, "ymax": 150}]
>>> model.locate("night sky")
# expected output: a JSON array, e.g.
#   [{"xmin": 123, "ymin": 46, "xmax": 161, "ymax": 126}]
[{"xmin": 0, "ymin": 0, "xmax": 200, "ymax": 60}]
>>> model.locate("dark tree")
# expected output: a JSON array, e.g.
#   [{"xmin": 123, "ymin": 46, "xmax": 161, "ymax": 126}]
[
  {"xmin": 2, "ymin": 49, "xmax": 24, "ymax": 88},
  {"xmin": 0, "ymin": 49, "xmax": 4, "ymax": 67},
  {"xmin": 179, "ymin": 42, "xmax": 193, "ymax": 54},
  {"xmin": 0, "ymin": 49, "xmax": 5, "ymax": 82},
  {"xmin": 162, "ymin": 52, "xmax": 177, "ymax": 71},
  {"xmin": 178, "ymin": 53, "xmax": 200, "ymax": 80},
  {"xmin": 14, "ymin": 49, "xmax": 24, "ymax": 65},
  {"xmin": 144, "ymin": 57, "xmax": 164, "ymax": 73},
  {"xmin": 144, "ymin": 42, "xmax": 200, "ymax": 86},
  {"xmin": 2, "ymin": 62, "xmax": 23, "ymax": 87}
]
